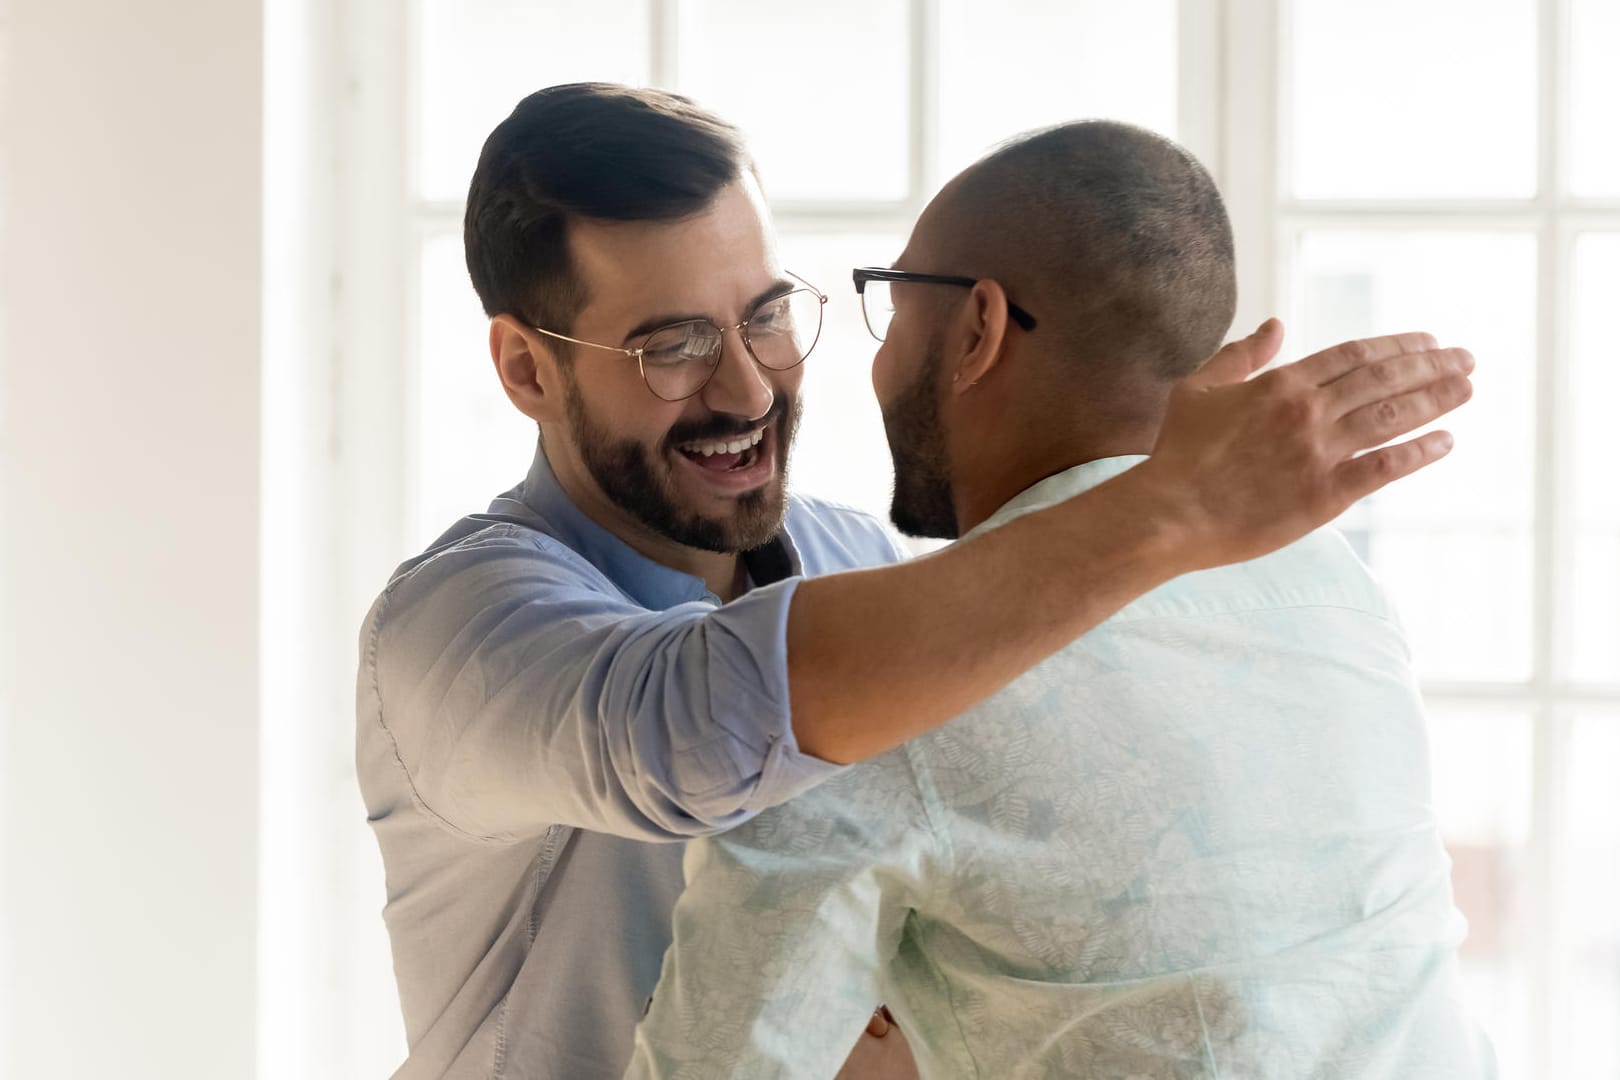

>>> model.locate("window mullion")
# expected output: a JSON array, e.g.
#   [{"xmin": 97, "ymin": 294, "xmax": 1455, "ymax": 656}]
[
  {"xmin": 907, "ymin": 0, "xmax": 938, "ymax": 218},
  {"xmin": 1174, "ymin": 0, "xmax": 1223, "ymax": 178},
  {"xmin": 1530, "ymin": 0, "xmax": 1576, "ymax": 1074},
  {"xmin": 1218, "ymin": 0, "xmax": 1281, "ymax": 336},
  {"xmin": 650, "ymin": 0, "xmax": 678, "ymax": 89}
]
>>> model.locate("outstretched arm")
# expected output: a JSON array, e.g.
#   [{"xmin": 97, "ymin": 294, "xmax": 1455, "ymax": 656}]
[
  {"xmin": 786, "ymin": 323, "xmax": 1472, "ymax": 763},
  {"xmin": 372, "ymin": 325, "xmax": 1470, "ymax": 839}
]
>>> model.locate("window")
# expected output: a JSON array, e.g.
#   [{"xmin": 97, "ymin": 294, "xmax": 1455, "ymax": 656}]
[
  {"xmin": 298, "ymin": 3, "xmax": 1619, "ymax": 1077},
  {"xmin": 1264, "ymin": 0, "xmax": 1620, "ymax": 1074},
  {"xmin": 401, "ymin": 0, "xmax": 1186, "ymax": 548}
]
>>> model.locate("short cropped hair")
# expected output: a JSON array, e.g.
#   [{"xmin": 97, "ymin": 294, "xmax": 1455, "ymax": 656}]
[
  {"xmin": 463, "ymin": 83, "xmax": 752, "ymax": 336},
  {"xmin": 944, "ymin": 120, "xmax": 1236, "ymax": 380}
]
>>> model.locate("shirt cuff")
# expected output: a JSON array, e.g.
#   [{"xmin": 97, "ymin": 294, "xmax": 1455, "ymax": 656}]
[
  {"xmin": 741, "ymin": 724, "xmax": 847, "ymax": 813},
  {"xmin": 703, "ymin": 575, "xmax": 847, "ymax": 813}
]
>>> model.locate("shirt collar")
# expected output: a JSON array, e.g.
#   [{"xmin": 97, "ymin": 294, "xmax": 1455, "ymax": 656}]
[
  {"xmin": 498, "ymin": 439, "xmax": 801, "ymax": 610},
  {"xmin": 966, "ymin": 454, "xmax": 1152, "ymax": 540}
]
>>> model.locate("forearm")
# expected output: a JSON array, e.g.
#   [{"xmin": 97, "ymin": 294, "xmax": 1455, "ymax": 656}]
[{"xmin": 787, "ymin": 467, "xmax": 1191, "ymax": 764}]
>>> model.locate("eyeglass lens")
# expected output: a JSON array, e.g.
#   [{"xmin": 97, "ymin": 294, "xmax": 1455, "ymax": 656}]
[
  {"xmin": 860, "ymin": 280, "xmax": 894, "ymax": 342},
  {"xmin": 638, "ymin": 288, "xmax": 824, "ymax": 400}
]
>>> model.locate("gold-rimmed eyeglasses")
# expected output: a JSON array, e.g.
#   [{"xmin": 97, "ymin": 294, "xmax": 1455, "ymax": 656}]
[{"xmin": 528, "ymin": 271, "xmax": 828, "ymax": 402}]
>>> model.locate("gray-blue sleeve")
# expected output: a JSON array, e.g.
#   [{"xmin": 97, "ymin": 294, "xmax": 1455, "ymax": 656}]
[{"xmin": 363, "ymin": 534, "xmax": 842, "ymax": 843}]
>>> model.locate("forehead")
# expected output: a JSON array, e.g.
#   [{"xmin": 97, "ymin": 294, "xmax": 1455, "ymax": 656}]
[{"xmin": 568, "ymin": 176, "xmax": 781, "ymax": 329}]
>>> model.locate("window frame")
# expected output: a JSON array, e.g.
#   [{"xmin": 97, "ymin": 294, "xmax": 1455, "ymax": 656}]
[
  {"xmin": 280, "ymin": 2, "xmax": 1620, "ymax": 1076},
  {"xmin": 1226, "ymin": 1, "xmax": 1620, "ymax": 1075}
]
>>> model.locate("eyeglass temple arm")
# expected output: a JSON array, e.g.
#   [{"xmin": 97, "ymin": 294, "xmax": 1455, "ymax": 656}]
[{"xmin": 852, "ymin": 268, "xmax": 1037, "ymax": 332}]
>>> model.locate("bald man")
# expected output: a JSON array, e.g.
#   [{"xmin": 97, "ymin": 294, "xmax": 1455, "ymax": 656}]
[{"xmin": 624, "ymin": 122, "xmax": 1495, "ymax": 1079}]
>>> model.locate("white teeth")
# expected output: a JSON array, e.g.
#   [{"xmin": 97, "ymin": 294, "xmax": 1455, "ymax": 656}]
[{"xmin": 683, "ymin": 428, "xmax": 765, "ymax": 457}]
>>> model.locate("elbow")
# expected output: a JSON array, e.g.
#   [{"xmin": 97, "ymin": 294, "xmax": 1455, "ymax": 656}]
[{"xmin": 629, "ymin": 753, "xmax": 763, "ymax": 840}]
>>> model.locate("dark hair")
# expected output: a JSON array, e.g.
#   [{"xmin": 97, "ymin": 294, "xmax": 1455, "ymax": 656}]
[
  {"xmin": 463, "ymin": 83, "xmax": 752, "ymax": 338},
  {"xmin": 945, "ymin": 120, "xmax": 1236, "ymax": 380}
]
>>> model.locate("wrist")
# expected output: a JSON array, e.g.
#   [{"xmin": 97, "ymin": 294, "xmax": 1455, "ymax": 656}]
[{"xmin": 1094, "ymin": 460, "xmax": 1208, "ymax": 580}]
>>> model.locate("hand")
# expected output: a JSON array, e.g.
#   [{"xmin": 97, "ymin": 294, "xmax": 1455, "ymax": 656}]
[
  {"xmin": 1135, "ymin": 318, "xmax": 1473, "ymax": 571},
  {"xmin": 834, "ymin": 1007, "xmax": 919, "ymax": 1080}
]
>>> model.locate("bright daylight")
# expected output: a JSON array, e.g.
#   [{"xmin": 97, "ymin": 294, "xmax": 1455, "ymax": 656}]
[{"xmin": 1, "ymin": 2, "xmax": 1615, "ymax": 1079}]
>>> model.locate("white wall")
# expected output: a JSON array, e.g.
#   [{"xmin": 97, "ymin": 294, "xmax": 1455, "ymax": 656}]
[{"xmin": 0, "ymin": 1, "xmax": 263, "ymax": 1077}]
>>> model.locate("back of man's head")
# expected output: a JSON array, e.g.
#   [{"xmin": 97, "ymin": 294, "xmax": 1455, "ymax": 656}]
[
  {"xmin": 463, "ymin": 83, "xmax": 752, "ymax": 337},
  {"xmin": 930, "ymin": 120, "xmax": 1236, "ymax": 384}
]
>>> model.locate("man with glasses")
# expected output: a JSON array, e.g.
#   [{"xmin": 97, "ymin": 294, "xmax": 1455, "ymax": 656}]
[
  {"xmin": 625, "ymin": 121, "xmax": 1492, "ymax": 1078},
  {"xmin": 357, "ymin": 84, "xmax": 1473, "ymax": 1080}
]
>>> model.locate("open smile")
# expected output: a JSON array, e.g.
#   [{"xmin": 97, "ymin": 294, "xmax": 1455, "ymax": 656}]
[{"xmin": 669, "ymin": 422, "xmax": 776, "ymax": 494}]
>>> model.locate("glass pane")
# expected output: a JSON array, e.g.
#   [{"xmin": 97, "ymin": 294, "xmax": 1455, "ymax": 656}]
[
  {"xmin": 415, "ymin": 233, "xmax": 538, "ymax": 549},
  {"xmin": 776, "ymin": 230, "xmax": 907, "ymax": 522},
  {"xmin": 1288, "ymin": 0, "xmax": 1536, "ymax": 199},
  {"xmin": 416, "ymin": 0, "xmax": 651, "ymax": 203},
  {"xmin": 937, "ymin": 0, "xmax": 1177, "ymax": 187},
  {"xmin": 1571, "ymin": 0, "xmax": 1620, "ymax": 197},
  {"xmin": 1293, "ymin": 231, "xmax": 1537, "ymax": 682},
  {"xmin": 1427, "ymin": 705, "xmax": 1533, "ymax": 1078},
  {"xmin": 1570, "ymin": 235, "xmax": 1620, "ymax": 683},
  {"xmin": 676, "ymin": 0, "xmax": 910, "ymax": 203},
  {"xmin": 1562, "ymin": 711, "xmax": 1620, "ymax": 1078}
]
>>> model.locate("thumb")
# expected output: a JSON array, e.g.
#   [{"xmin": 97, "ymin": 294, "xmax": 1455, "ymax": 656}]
[{"xmin": 1185, "ymin": 317, "xmax": 1284, "ymax": 390}]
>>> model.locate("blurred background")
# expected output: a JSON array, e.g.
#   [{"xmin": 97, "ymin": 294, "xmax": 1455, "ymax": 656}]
[{"xmin": 0, "ymin": 1, "xmax": 1615, "ymax": 1078}]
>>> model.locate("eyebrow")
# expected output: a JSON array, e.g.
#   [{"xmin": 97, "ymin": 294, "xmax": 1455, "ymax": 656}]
[{"xmin": 619, "ymin": 277, "xmax": 796, "ymax": 345}]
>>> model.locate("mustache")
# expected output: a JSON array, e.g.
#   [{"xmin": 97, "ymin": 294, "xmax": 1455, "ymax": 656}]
[{"xmin": 664, "ymin": 395, "xmax": 791, "ymax": 447}]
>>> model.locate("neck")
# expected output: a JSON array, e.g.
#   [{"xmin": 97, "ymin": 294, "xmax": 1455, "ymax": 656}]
[
  {"xmin": 547, "ymin": 445, "xmax": 747, "ymax": 601},
  {"xmin": 947, "ymin": 365, "xmax": 1173, "ymax": 536},
  {"xmin": 951, "ymin": 428, "xmax": 1157, "ymax": 536}
]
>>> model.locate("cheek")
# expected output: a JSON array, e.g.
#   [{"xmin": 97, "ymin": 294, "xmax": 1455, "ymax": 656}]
[
  {"xmin": 571, "ymin": 368, "xmax": 685, "ymax": 447},
  {"xmin": 871, "ymin": 339, "xmax": 904, "ymax": 408},
  {"xmin": 772, "ymin": 362, "xmax": 806, "ymax": 402}
]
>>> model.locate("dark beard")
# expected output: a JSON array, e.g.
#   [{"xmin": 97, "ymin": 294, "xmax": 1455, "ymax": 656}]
[
  {"xmin": 882, "ymin": 338, "xmax": 958, "ymax": 540},
  {"xmin": 563, "ymin": 373, "xmax": 799, "ymax": 554}
]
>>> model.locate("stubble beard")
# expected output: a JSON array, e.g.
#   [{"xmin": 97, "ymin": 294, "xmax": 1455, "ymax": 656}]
[
  {"xmin": 882, "ymin": 337, "xmax": 959, "ymax": 540},
  {"xmin": 562, "ymin": 372, "xmax": 800, "ymax": 554}
]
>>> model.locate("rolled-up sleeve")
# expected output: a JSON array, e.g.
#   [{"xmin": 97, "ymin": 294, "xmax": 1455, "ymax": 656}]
[{"xmin": 362, "ymin": 529, "xmax": 843, "ymax": 843}]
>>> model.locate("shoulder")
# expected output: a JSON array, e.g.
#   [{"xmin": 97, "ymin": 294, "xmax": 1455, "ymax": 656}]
[
  {"xmin": 362, "ymin": 518, "xmax": 622, "ymax": 652},
  {"xmin": 783, "ymin": 492, "xmax": 911, "ymax": 572},
  {"xmin": 1118, "ymin": 526, "xmax": 1399, "ymax": 623}
]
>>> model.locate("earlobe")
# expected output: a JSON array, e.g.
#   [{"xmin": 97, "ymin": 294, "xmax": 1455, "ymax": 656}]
[
  {"xmin": 951, "ymin": 280, "xmax": 1011, "ymax": 395},
  {"xmin": 490, "ymin": 315, "xmax": 561, "ymax": 424}
]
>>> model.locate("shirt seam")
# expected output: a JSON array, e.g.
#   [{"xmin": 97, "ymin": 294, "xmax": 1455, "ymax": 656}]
[
  {"xmin": 905, "ymin": 911, "xmax": 986, "ymax": 1079},
  {"xmin": 899, "ymin": 743, "xmax": 985, "ymax": 1077},
  {"xmin": 365, "ymin": 585, "xmax": 514, "ymax": 846},
  {"xmin": 901, "ymin": 741, "xmax": 956, "ymax": 904},
  {"xmin": 1105, "ymin": 598, "xmax": 1401, "ymax": 626}
]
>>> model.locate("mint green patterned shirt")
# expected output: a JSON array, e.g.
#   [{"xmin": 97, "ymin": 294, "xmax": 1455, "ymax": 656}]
[{"xmin": 625, "ymin": 456, "xmax": 1495, "ymax": 1080}]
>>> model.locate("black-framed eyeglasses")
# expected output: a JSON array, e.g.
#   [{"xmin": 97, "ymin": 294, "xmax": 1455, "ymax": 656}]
[
  {"xmin": 528, "ymin": 271, "xmax": 828, "ymax": 402},
  {"xmin": 852, "ymin": 267, "xmax": 1038, "ymax": 343}
]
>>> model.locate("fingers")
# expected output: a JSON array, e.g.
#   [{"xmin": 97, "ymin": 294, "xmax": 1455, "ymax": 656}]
[
  {"xmin": 1334, "ymin": 430, "xmax": 1456, "ymax": 503},
  {"xmin": 865, "ymin": 1006, "xmax": 894, "ymax": 1037},
  {"xmin": 1184, "ymin": 317, "xmax": 1285, "ymax": 390},
  {"xmin": 1330, "ymin": 372, "xmax": 1473, "ymax": 455},
  {"xmin": 1292, "ymin": 331, "xmax": 1441, "ymax": 386},
  {"xmin": 1320, "ymin": 346, "xmax": 1475, "ymax": 422}
]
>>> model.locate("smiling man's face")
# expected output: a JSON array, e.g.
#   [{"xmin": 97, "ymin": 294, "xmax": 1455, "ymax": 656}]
[{"xmin": 542, "ymin": 176, "xmax": 805, "ymax": 554}]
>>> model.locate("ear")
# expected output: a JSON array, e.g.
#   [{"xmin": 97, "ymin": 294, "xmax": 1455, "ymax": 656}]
[
  {"xmin": 490, "ymin": 314, "xmax": 567, "ymax": 424},
  {"xmin": 947, "ymin": 279, "xmax": 1012, "ymax": 397}
]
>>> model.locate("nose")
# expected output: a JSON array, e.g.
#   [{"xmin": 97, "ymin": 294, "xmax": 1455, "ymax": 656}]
[{"xmin": 698, "ymin": 326, "xmax": 774, "ymax": 421}]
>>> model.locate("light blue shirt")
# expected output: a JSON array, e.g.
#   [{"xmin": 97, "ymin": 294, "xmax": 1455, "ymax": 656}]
[
  {"xmin": 627, "ymin": 455, "xmax": 1496, "ymax": 1080},
  {"xmin": 356, "ymin": 441, "xmax": 908, "ymax": 1079}
]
